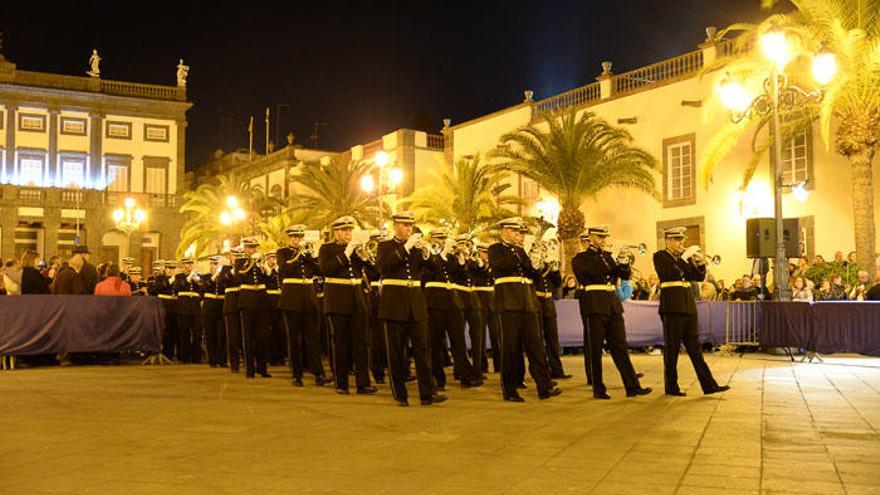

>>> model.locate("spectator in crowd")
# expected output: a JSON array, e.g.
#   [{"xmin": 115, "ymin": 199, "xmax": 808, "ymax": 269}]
[
  {"xmin": 849, "ymin": 270, "xmax": 872, "ymax": 300},
  {"xmin": 72, "ymin": 246, "xmax": 99, "ymax": 294},
  {"xmin": 867, "ymin": 271, "xmax": 880, "ymax": 300},
  {"xmin": 828, "ymin": 274, "xmax": 848, "ymax": 300},
  {"xmin": 792, "ymin": 257, "xmax": 810, "ymax": 279},
  {"xmin": 42, "ymin": 255, "xmax": 62, "ymax": 282},
  {"xmin": 560, "ymin": 275, "xmax": 578, "ymax": 299},
  {"xmin": 631, "ymin": 277, "xmax": 651, "ymax": 300},
  {"xmin": 815, "ymin": 280, "xmax": 833, "ymax": 301},
  {"xmin": 791, "ymin": 276, "xmax": 813, "ymax": 302},
  {"xmin": 716, "ymin": 279, "xmax": 729, "ymax": 300},
  {"xmin": 20, "ymin": 251, "xmax": 51, "ymax": 294},
  {"xmin": 700, "ymin": 273, "xmax": 718, "ymax": 301},
  {"xmin": 813, "ymin": 255, "xmax": 826, "ymax": 266},
  {"xmin": 731, "ymin": 275, "xmax": 758, "ymax": 301},
  {"xmin": 95, "ymin": 263, "xmax": 132, "ymax": 296},
  {"xmin": 833, "ymin": 251, "xmax": 845, "ymax": 263},
  {"xmin": 3, "ymin": 259, "xmax": 22, "ymax": 296},
  {"xmin": 615, "ymin": 278, "xmax": 634, "ymax": 301},
  {"xmin": 54, "ymin": 255, "xmax": 86, "ymax": 295},
  {"xmin": 847, "ymin": 251, "xmax": 858, "ymax": 263},
  {"xmin": 646, "ymin": 273, "xmax": 660, "ymax": 301},
  {"xmin": 752, "ymin": 274, "xmax": 772, "ymax": 300}
]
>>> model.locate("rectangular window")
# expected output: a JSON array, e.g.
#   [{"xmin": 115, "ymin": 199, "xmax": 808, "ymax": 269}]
[
  {"xmin": 60, "ymin": 116, "xmax": 88, "ymax": 136},
  {"xmin": 521, "ymin": 176, "xmax": 540, "ymax": 203},
  {"xmin": 19, "ymin": 156, "xmax": 45, "ymax": 187},
  {"xmin": 145, "ymin": 166, "xmax": 166, "ymax": 194},
  {"xmin": 0, "ymin": 109, "xmax": 4, "ymax": 130},
  {"xmin": 18, "ymin": 113, "xmax": 47, "ymax": 132},
  {"xmin": 782, "ymin": 129, "xmax": 810, "ymax": 185},
  {"xmin": 144, "ymin": 124, "xmax": 170, "ymax": 142},
  {"xmin": 106, "ymin": 121, "xmax": 132, "ymax": 139},
  {"xmin": 663, "ymin": 134, "xmax": 696, "ymax": 207},
  {"xmin": 107, "ymin": 164, "xmax": 129, "ymax": 192},
  {"xmin": 61, "ymin": 159, "xmax": 85, "ymax": 188}
]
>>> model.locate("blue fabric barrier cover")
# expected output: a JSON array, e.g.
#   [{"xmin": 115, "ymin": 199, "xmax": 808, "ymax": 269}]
[
  {"xmin": 0, "ymin": 296, "xmax": 164, "ymax": 355},
  {"xmin": 761, "ymin": 301, "xmax": 880, "ymax": 356}
]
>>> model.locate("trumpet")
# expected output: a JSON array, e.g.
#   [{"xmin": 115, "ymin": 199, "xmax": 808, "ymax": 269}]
[
  {"xmin": 301, "ymin": 241, "xmax": 316, "ymax": 257},
  {"xmin": 618, "ymin": 242, "xmax": 648, "ymax": 256},
  {"xmin": 693, "ymin": 250, "xmax": 722, "ymax": 265}
]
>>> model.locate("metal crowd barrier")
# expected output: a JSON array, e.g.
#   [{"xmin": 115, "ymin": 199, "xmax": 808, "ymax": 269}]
[{"xmin": 724, "ymin": 301, "xmax": 761, "ymax": 351}]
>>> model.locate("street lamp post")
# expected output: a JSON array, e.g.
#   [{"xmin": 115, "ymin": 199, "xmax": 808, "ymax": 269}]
[
  {"xmin": 112, "ymin": 197, "xmax": 147, "ymax": 259},
  {"xmin": 219, "ymin": 195, "xmax": 246, "ymax": 245},
  {"xmin": 361, "ymin": 151, "xmax": 403, "ymax": 226},
  {"xmin": 718, "ymin": 31, "xmax": 835, "ymax": 301}
]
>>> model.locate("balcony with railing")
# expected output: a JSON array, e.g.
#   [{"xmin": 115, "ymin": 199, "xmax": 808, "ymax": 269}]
[
  {"xmin": 426, "ymin": 134, "xmax": 445, "ymax": 150},
  {"xmin": 612, "ymin": 48, "xmax": 704, "ymax": 97},
  {"xmin": 0, "ymin": 185, "xmax": 179, "ymax": 211},
  {"xmin": 534, "ymin": 81, "xmax": 601, "ymax": 115},
  {"xmin": 11, "ymin": 70, "xmax": 186, "ymax": 102}
]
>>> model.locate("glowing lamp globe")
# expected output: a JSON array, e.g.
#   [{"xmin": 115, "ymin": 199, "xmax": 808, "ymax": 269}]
[
  {"xmin": 718, "ymin": 76, "xmax": 752, "ymax": 113},
  {"xmin": 388, "ymin": 168, "xmax": 404, "ymax": 188},
  {"xmin": 760, "ymin": 31, "xmax": 791, "ymax": 69},
  {"xmin": 375, "ymin": 151, "xmax": 389, "ymax": 168},
  {"xmin": 226, "ymin": 196, "xmax": 238, "ymax": 209},
  {"xmin": 112, "ymin": 209, "xmax": 124, "ymax": 222},
  {"xmin": 812, "ymin": 49, "xmax": 837, "ymax": 85},
  {"xmin": 360, "ymin": 175, "xmax": 375, "ymax": 193},
  {"xmin": 219, "ymin": 211, "xmax": 232, "ymax": 225},
  {"xmin": 134, "ymin": 210, "xmax": 147, "ymax": 223}
]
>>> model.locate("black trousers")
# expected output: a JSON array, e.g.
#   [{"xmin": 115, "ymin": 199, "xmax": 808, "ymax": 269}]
[
  {"xmin": 224, "ymin": 312, "xmax": 242, "ymax": 372},
  {"xmin": 661, "ymin": 313, "xmax": 719, "ymax": 394},
  {"xmin": 176, "ymin": 313, "xmax": 201, "ymax": 364},
  {"xmin": 464, "ymin": 308, "xmax": 486, "ymax": 375},
  {"xmin": 369, "ymin": 306, "xmax": 386, "ymax": 381},
  {"xmin": 586, "ymin": 313, "xmax": 641, "ymax": 395},
  {"xmin": 428, "ymin": 308, "xmax": 478, "ymax": 387},
  {"xmin": 161, "ymin": 307, "xmax": 177, "ymax": 359},
  {"xmin": 269, "ymin": 309, "xmax": 286, "ymax": 365},
  {"xmin": 327, "ymin": 313, "xmax": 370, "ymax": 390},
  {"xmin": 203, "ymin": 310, "xmax": 227, "ymax": 367},
  {"xmin": 240, "ymin": 309, "xmax": 269, "ymax": 376},
  {"xmin": 385, "ymin": 317, "xmax": 434, "ymax": 402},
  {"xmin": 499, "ymin": 311, "xmax": 552, "ymax": 398},
  {"xmin": 283, "ymin": 310, "xmax": 326, "ymax": 380},
  {"xmin": 581, "ymin": 315, "xmax": 592, "ymax": 385},
  {"xmin": 486, "ymin": 311, "xmax": 502, "ymax": 372},
  {"xmin": 538, "ymin": 300, "xmax": 566, "ymax": 378}
]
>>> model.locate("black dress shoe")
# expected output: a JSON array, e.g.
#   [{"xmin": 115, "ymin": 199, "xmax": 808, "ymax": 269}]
[
  {"xmin": 553, "ymin": 374, "xmax": 573, "ymax": 380},
  {"xmin": 517, "ymin": 382, "xmax": 527, "ymax": 390},
  {"xmin": 336, "ymin": 388, "xmax": 350, "ymax": 395},
  {"xmin": 666, "ymin": 391, "xmax": 687, "ymax": 397},
  {"xmin": 504, "ymin": 395, "xmax": 525, "ymax": 403},
  {"xmin": 375, "ymin": 377, "xmax": 386, "ymax": 384},
  {"xmin": 593, "ymin": 392, "xmax": 611, "ymax": 400},
  {"xmin": 436, "ymin": 385, "xmax": 447, "ymax": 392},
  {"xmin": 404, "ymin": 375, "xmax": 416, "ymax": 382},
  {"xmin": 705, "ymin": 385, "xmax": 730, "ymax": 395},
  {"xmin": 626, "ymin": 387, "xmax": 653, "ymax": 397},
  {"xmin": 636, "ymin": 372, "xmax": 645, "ymax": 378},
  {"xmin": 246, "ymin": 373, "xmax": 255, "ymax": 379},
  {"xmin": 394, "ymin": 399, "xmax": 409, "ymax": 407},
  {"xmin": 421, "ymin": 394, "xmax": 447, "ymax": 405},
  {"xmin": 461, "ymin": 378, "xmax": 483, "ymax": 388},
  {"xmin": 260, "ymin": 372, "xmax": 272, "ymax": 378},
  {"xmin": 539, "ymin": 387, "xmax": 563, "ymax": 400},
  {"xmin": 292, "ymin": 378, "xmax": 304, "ymax": 387},
  {"xmin": 231, "ymin": 367, "xmax": 240, "ymax": 374},
  {"xmin": 357, "ymin": 386, "xmax": 378, "ymax": 395},
  {"xmin": 315, "ymin": 376, "xmax": 333, "ymax": 386},
  {"xmin": 550, "ymin": 380, "xmax": 558, "ymax": 387}
]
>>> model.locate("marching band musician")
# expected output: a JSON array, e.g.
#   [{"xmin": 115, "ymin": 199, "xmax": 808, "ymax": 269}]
[
  {"xmin": 264, "ymin": 251, "xmax": 287, "ymax": 366},
  {"xmin": 236, "ymin": 237, "xmax": 272, "ymax": 379},
  {"xmin": 489, "ymin": 217, "xmax": 561, "ymax": 402},
  {"xmin": 529, "ymin": 240, "xmax": 571, "ymax": 381},
  {"xmin": 423, "ymin": 228, "xmax": 482, "ymax": 390},
  {"xmin": 652, "ymin": 227, "xmax": 730, "ymax": 396},
  {"xmin": 571, "ymin": 226, "xmax": 651, "ymax": 400},
  {"xmin": 572, "ymin": 233, "xmax": 593, "ymax": 386},
  {"xmin": 202, "ymin": 255, "xmax": 227, "ymax": 368},
  {"xmin": 376, "ymin": 211, "xmax": 446, "ymax": 406},
  {"xmin": 470, "ymin": 242, "xmax": 500, "ymax": 373},
  {"xmin": 172, "ymin": 257, "xmax": 204, "ymax": 364},
  {"xmin": 317, "ymin": 216, "xmax": 377, "ymax": 396},
  {"xmin": 120, "ymin": 256, "xmax": 135, "ymax": 284},
  {"xmin": 362, "ymin": 231, "xmax": 387, "ymax": 385},
  {"xmin": 128, "ymin": 266, "xmax": 148, "ymax": 295},
  {"xmin": 149, "ymin": 260, "xmax": 179, "ymax": 361},
  {"xmin": 219, "ymin": 248, "xmax": 243, "ymax": 373},
  {"xmin": 277, "ymin": 225, "xmax": 332, "ymax": 387},
  {"xmin": 449, "ymin": 234, "xmax": 486, "ymax": 379}
]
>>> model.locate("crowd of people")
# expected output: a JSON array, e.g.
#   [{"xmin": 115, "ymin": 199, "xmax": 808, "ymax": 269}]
[{"xmin": 1, "ymin": 246, "xmax": 139, "ymax": 297}]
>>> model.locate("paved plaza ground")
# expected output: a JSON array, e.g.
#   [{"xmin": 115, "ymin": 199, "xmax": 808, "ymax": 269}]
[{"xmin": 2, "ymin": 352, "xmax": 880, "ymax": 494}]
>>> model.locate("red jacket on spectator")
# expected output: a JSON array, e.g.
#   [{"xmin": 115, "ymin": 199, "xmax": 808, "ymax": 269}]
[{"xmin": 94, "ymin": 276, "xmax": 132, "ymax": 296}]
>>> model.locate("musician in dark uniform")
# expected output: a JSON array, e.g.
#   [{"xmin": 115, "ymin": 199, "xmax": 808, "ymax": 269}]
[
  {"xmin": 202, "ymin": 256, "xmax": 227, "ymax": 368},
  {"xmin": 653, "ymin": 227, "xmax": 730, "ymax": 396},
  {"xmin": 530, "ymin": 241, "xmax": 571, "ymax": 380},
  {"xmin": 489, "ymin": 217, "xmax": 561, "ymax": 402},
  {"xmin": 571, "ymin": 226, "xmax": 650, "ymax": 400},
  {"xmin": 471, "ymin": 242, "xmax": 500, "ymax": 373},
  {"xmin": 128, "ymin": 266, "xmax": 148, "ymax": 295},
  {"xmin": 149, "ymin": 260, "xmax": 179, "ymax": 360},
  {"xmin": 377, "ymin": 211, "xmax": 446, "ymax": 406},
  {"xmin": 172, "ymin": 257, "xmax": 204, "ymax": 364},
  {"xmin": 318, "ymin": 216, "xmax": 377, "ymax": 395},
  {"xmin": 219, "ymin": 248, "xmax": 243, "ymax": 372},
  {"xmin": 236, "ymin": 237, "xmax": 271, "ymax": 379},
  {"xmin": 449, "ymin": 234, "xmax": 486, "ymax": 380},
  {"xmin": 361, "ymin": 231, "xmax": 387, "ymax": 384},
  {"xmin": 264, "ymin": 251, "xmax": 286, "ymax": 366},
  {"xmin": 424, "ymin": 228, "xmax": 482, "ymax": 390},
  {"xmin": 120, "ymin": 256, "xmax": 135, "ymax": 284},
  {"xmin": 277, "ymin": 225, "xmax": 332, "ymax": 387}
]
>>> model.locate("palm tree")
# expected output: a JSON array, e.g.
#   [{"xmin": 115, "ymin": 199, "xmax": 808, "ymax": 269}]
[
  {"xmin": 177, "ymin": 174, "xmax": 260, "ymax": 257},
  {"xmin": 402, "ymin": 154, "xmax": 522, "ymax": 237},
  {"xmin": 286, "ymin": 158, "xmax": 386, "ymax": 230},
  {"xmin": 703, "ymin": 0, "xmax": 880, "ymax": 278},
  {"xmin": 490, "ymin": 108, "xmax": 660, "ymax": 270}
]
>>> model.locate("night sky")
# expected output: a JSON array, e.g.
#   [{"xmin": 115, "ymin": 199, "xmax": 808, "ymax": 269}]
[{"xmin": 1, "ymin": 1, "xmax": 770, "ymax": 169}]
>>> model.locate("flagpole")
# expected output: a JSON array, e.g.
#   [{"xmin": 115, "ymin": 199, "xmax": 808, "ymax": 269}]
[
  {"xmin": 265, "ymin": 107, "xmax": 270, "ymax": 155},
  {"xmin": 248, "ymin": 116, "xmax": 254, "ymax": 162}
]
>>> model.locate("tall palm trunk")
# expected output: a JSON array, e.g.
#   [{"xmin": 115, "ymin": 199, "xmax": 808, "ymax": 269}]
[
  {"xmin": 850, "ymin": 147, "xmax": 877, "ymax": 281},
  {"xmin": 557, "ymin": 206, "xmax": 585, "ymax": 277},
  {"xmin": 560, "ymin": 237, "xmax": 579, "ymax": 277}
]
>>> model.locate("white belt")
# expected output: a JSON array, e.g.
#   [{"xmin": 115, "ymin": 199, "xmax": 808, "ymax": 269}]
[
  {"xmin": 282, "ymin": 278, "xmax": 314, "ymax": 285},
  {"xmin": 240, "ymin": 284, "xmax": 266, "ymax": 291},
  {"xmin": 224, "ymin": 287, "xmax": 240, "ymax": 294},
  {"xmin": 204, "ymin": 293, "xmax": 225, "ymax": 300},
  {"xmin": 495, "ymin": 277, "xmax": 532, "ymax": 285},
  {"xmin": 582, "ymin": 284, "xmax": 615, "ymax": 292},
  {"xmin": 473, "ymin": 286, "xmax": 494, "ymax": 292},
  {"xmin": 324, "ymin": 277, "xmax": 362, "ymax": 286},
  {"xmin": 660, "ymin": 281, "xmax": 691, "ymax": 288},
  {"xmin": 158, "ymin": 294, "xmax": 176, "ymax": 300},
  {"xmin": 266, "ymin": 289, "xmax": 281, "ymax": 295},
  {"xmin": 177, "ymin": 291, "xmax": 200, "ymax": 298},
  {"xmin": 382, "ymin": 279, "xmax": 420, "ymax": 288}
]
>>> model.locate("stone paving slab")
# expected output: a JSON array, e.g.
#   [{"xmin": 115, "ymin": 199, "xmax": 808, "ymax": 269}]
[{"xmin": 1, "ymin": 353, "xmax": 879, "ymax": 494}]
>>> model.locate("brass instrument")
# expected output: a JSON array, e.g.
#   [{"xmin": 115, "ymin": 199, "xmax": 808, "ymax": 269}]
[
  {"xmin": 302, "ymin": 241, "xmax": 316, "ymax": 257},
  {"xmin": 618, "ymin": 242, "xmax": 648, "ymax": 256},
  {"xmin": 693, "ymin": 250, "xmax": 722, "ymax": 266},
  {"xmin": 410, "ymin": 233, "xmax": 432, "ymax": 260}
]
